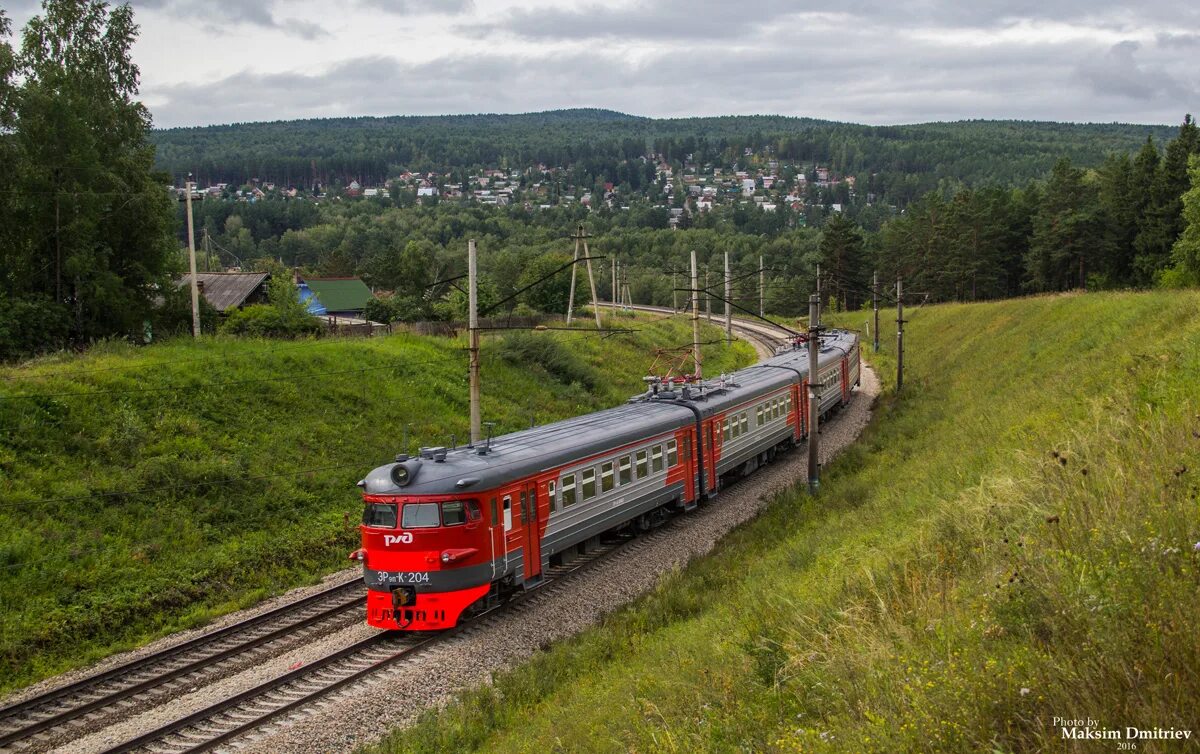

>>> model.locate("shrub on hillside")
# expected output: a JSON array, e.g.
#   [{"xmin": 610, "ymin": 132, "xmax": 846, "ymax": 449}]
[
  {"xmin": 221, "ymin": 304, "xmax": 321, "ymax": 337},
  {"xmin": 498, "ymin": 331, "xmax": 594, "ymax": 388},
  {"xmin": 0, "ymin": 294, "xmax": 71, "ymax": 361}
]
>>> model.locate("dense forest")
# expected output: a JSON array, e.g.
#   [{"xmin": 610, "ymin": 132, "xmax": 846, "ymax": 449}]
[
  {"xmin": 151, "ymin": 110, "xmax": 1177, "ymax": 206},
  {"xmin": 176, "ymin": 115, "xmax": 1200, "ymax": 323}
]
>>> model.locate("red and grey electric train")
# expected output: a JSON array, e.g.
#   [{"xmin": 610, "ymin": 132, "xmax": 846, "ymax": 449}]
[{"xmin": 355, "ymin": 330, "xmax": 860, "ymax": 630}]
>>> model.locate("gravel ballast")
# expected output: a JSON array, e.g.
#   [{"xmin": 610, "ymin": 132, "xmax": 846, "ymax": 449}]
[{"xmin": 239, "ymin": 362, "xmax": 880, "ymax": 754}]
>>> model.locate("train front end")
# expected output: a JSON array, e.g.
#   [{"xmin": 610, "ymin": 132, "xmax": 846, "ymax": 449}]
[{"xmin": 356, "ymin": 455, "xmax": 494, "ymax": 631}]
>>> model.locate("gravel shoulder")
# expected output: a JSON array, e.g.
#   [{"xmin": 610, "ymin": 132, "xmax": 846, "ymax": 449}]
[{"xmin": 241, "ymin": 362, "xmax": 880, "ymax": 754}]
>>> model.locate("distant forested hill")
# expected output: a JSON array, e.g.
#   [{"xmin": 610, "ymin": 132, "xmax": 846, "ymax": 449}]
[{"xmin": 150, "ymin": 109, "xmax": 1175, "ymax": 202}]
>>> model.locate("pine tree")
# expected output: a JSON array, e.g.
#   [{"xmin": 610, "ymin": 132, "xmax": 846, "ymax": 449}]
[
  {"xmin": 1026, "ymin": 158, "xmax": 1101, "ymax": 291},
  {"xmin": 818, "ymin": 212, "xmax": 865, "ymax": 310},
  {"xmin": 1134, "ymin": 116, "xmax": 1200, "ymax": 283}
]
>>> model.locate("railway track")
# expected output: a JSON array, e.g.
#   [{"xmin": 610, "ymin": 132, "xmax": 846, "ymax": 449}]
[
  {"xmin": 606, "ymin": 302, "xmax": 795, "ymax": 357},
  {"xmin": 94, "ymin": 538, "xmax": 632, "ymax": 754},
  {"xmin": 3, "ymin": 308, "xmax": 821, "ymax": 754},
  {"xmin": 0, "ymin": 579, "xmax": 364, "ymax": 753}
]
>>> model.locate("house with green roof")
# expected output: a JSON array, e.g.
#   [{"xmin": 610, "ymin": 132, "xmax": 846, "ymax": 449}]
[{"xmin": 297, "ymin": 276, "xmax": 375, "ymax": 317}]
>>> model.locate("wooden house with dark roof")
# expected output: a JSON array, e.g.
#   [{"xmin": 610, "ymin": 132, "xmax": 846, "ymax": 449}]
[{"xmin": 177, "ymin": 272, "xmax": 271, "ymax": 312}]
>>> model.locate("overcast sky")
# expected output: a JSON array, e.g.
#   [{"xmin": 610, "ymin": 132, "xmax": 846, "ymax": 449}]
[{"xmin": 3, "ymin": 0, "xmax": 1197, "ymax": 128}]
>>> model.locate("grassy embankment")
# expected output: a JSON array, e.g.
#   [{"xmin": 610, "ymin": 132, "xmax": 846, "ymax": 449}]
[
  {"xmin": 370, "ymin": 291, "xmax": 1200, "ymax": 753},
  {"xmin": 0, "ymin": 314, "xmax": 754, "ymax": 692}
]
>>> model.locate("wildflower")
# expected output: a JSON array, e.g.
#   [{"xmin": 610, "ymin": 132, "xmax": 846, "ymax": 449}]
[
  {"xmin": 1193, "ymin": 541, "xmax": 1200, "ymax": 552},
  {"xmin": 1020, "ymin": 688, "xmax": 1031, "ymax": 696}
]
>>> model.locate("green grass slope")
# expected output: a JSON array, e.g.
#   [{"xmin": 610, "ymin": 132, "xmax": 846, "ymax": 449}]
[
  {"xmin": 369, "ymin": 291, "xmax": 1200, "ymax": 753},
  {"xmin": 0, "ymin": 316, "xmax": 754, "ymax": 692}
]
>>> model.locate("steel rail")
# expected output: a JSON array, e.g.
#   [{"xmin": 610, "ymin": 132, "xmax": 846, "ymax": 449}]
[{"xmin": 0, "ymin": 578, "xmax": 363, "ymax": 748}]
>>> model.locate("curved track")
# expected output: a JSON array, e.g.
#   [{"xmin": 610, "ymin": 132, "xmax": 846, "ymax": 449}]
[
  {"xmin": 0, "ymin": 579, "xmax": 363, "ymax": 752},
  {"xmin": 4, "ymin": 308, "xmax": 806, "ymax": 754},
  {"xmin": 95, "ymin": 539, "xmax": 631, "ymax": 754},
  {"xmin": 606, "ymin": 302, "xmax": 794, "ymax": 357}
]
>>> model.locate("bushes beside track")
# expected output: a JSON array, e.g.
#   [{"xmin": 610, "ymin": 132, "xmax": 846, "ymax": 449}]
[
  {"xmin": 0, "ymin": 319, "xmax": 754, "ymax": 692},
  {"xmin": 368, "ymin": 291, "xmax": 1200, "ymax": 753}
]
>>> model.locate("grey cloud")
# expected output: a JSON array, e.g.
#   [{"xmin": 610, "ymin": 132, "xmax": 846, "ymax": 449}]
[
  {"xmin": 1156, "ymin": 32, "xmax": 1200, "ymax": 48},
  {"xmin": 357, "ymin": 0, "xmax": 474, "ymax": 14},
  {"xmin": 146, "ymin": 19, "xmax": 1194, "ymax": 130},
  {"xmin": 469, "ymin": 1, "xmax": 1200, "ymax": 41},
  {"xmin": 1076, "ymin": 40, "xmax": 1195, "ymax": 102}
]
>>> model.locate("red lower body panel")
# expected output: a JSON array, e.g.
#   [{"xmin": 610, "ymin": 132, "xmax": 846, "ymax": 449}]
[{"xmin": 366, "ymin": 584, "xmax": 491, "ymax": 630}]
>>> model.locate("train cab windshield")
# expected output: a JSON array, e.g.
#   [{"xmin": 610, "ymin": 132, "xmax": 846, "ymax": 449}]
[
  {"xmin": 363, "ymin": 500, "xmax": 482, "ymax": 530},
  {"xmin": 362, "ymin": 502, "xmax": 397, "ymax": 528}
]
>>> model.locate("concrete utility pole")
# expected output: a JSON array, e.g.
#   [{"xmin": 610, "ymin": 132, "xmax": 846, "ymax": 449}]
[
  {"xmin": 807, "ymin": 293, "xmax": 821, "ymax": 493},
  {"xmin": 565, "ymin": 230, "xmax": 579, "ymax": 324},
  {"xmin": 691, "ymin": 250, "xmax": 702, "ymax": 380},
  {"xmin": 896, "ymin": 276, "xmax": 905, "ymax": 392},
  {"xmin": 704, "ymin": 265, "xmax": 712, "ymax": 321},
  {"xmin": 185, "ymin": 179, "xmax": 200, "ymax": 338},
  {"xmin": 724, "ymin": 250, "xmax": 732, "ymax": 345},
  {"xmin": 815, "ymin": 262, "xmax": 822, "ymax": 323},
  {"xmin": 872, "ymin": 270, "xmax": 880, "ymax": 353},
  {"xmin": 611, "ymin": 257, "xmax": 618, "ymax": 315},
  {"xmin": 759, "ymin": 255, "xmax": 765, "ymax": 317},
  {"xmin": 579, "ymin": 225, "xmax": 603, "ymax": 330},
  {"xmin": 468, "ymin": 239, "xmax": 482, "ymax": 445}
]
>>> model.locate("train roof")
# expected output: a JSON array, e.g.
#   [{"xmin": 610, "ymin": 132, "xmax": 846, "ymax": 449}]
[{"xmin": 361, "ymin": 328, "xmax": 858, "ymax": 498}]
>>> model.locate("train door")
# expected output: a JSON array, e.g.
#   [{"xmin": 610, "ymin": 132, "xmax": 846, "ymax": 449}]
[
  {"xmin": 708, "ymin": 419, "xmax": 721, "ymax": 493},
  {"xmin": 841, "ymin": 357, "xmax": 850, "ymax": 404},
  {"xmin": 681, "ymin": 430, "xmax": 696, "ymax": 502},
  {"xmin": 520, "ymin": 481, "xmax": 542, "ymax": 582}
]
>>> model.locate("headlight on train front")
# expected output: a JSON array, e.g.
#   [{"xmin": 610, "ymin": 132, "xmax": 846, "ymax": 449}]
[{"xmin": 391, "ymin": 464, "xmax": 410, "ymax": 486}]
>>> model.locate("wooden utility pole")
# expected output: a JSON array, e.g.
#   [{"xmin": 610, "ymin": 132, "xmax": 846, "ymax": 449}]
[
  {"xmin": 468, "ymin": 239, "xmax": 482, "ymax": 445},
  {"xmin": 759, "ymin": 255, "xmax": 765, "ymax": 317},
  {"xmin": 672, "ymin": 271, "xmax": 678, "ymax": 312},
  {"xmin": 185, "ymin": 179, "xmax": 200, "ymax": 338},
  {"xmin": 691, "ymin": 250, "xmax": 702, "ymax": 380},
  {"xmin": 203, "ymin": 229, "xmax": 211, "ymax": 272},
  {"xmin": 872, "ymin": 270, "xmax": 880, "ymax": 353},
  {"xmin": 896, "ymin": 276, "xmax": 905, "ymax": 392},
  {"xmin": 724, "ymin": 250, "xmax": 732, "ymax": 345},
  {"xmin": 807, "ymin": 292, "xmax": 821, "ymax": 493}
]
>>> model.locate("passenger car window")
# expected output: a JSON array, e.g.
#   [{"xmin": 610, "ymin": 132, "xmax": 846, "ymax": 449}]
[
  {"xmin": 619, "ymin": 455, "xmax": 632, "ymax": 484},
  {"xmin": 582, "ymin": 468, "xmax": 596, "ymax": 500},
  {"xmin": 636, "ymin": 450, "xmax": 648, "ymax": 478},
  {"xmin": 601, "ymin": 461, "xmax": 615, "ymax": 492},
  {"xmin": 723, "ymin": 419, "xmax": 731, "ymax": 441},
  {"xmin": 362, "ymin": 503, "xmax": 397, "ymax": 528},
  {"xmin": 548, "ymin": 480, "xmax": 557, "ymax": 512},
  {"xmin": 651, "ymin": 445, "xmax": 663, "ymax": 472},
  {"xmin": 562, "ymin": 474, "xmax": 576, "ymax": 507},
  {"xmin": 402, "ymin": 502, "xmax": 440, "ymax": 529},
  {"xmin": 757, "ymin": 406, "xmax": 764, "ymax": 426},
  {"xmin": 666, "ymin": 439, "xmax": 678, "ymax": 466},
  {"xmin": 442, "ymin": 500, "xmax": 467, "ymax": 526},
  {"xmin": 740, "ymin": 414, "xmax": 749, "ymax": 434}
]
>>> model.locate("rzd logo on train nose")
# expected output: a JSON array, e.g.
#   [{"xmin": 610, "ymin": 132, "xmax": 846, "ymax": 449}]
[{"xmin": 384, "ymin": 533, "xmax": 414, "ymax": 546}]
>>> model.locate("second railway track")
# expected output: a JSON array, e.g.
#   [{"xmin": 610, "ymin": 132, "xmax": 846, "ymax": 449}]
[
  {"xmin": 0, "ymin": 579, "xmax": 364, "ymax": 753},
  {"xmin": 3, "ymin": 308, "xmax": 803, "ymax": 754}
]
